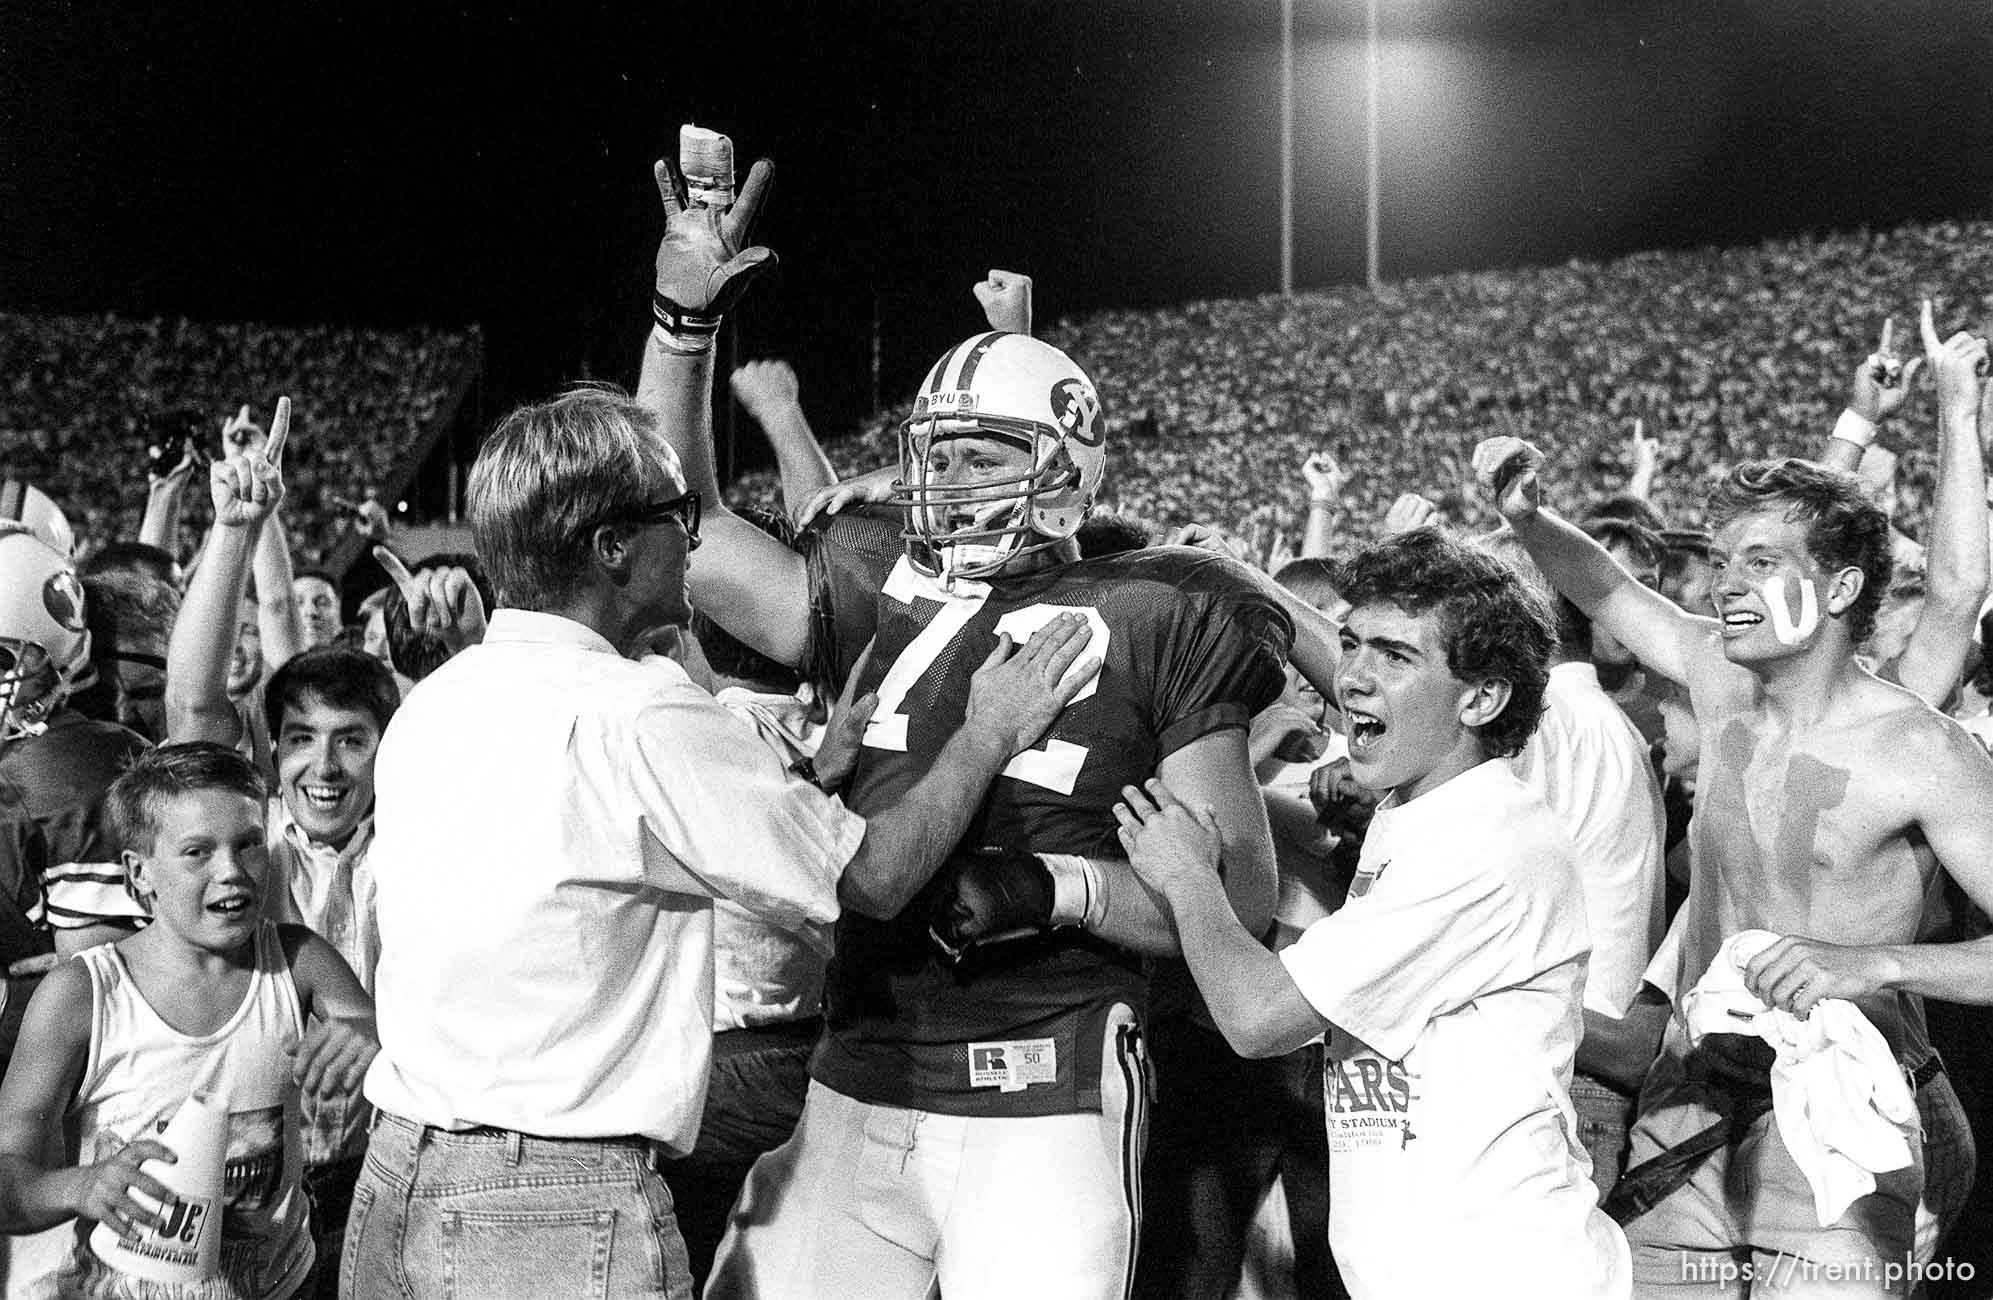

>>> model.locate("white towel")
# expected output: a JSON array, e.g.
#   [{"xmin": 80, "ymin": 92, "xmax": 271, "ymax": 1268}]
[{"xmin": 1682, "ymin": 930, "xmax": 1919, "ymax": 1226}]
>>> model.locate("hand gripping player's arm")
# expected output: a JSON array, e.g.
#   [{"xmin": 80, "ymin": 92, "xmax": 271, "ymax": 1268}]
[
  {"xmin": 165, "ymin": 397, "xmax": 293, "ymax": 747},
  {"xmin": 635, "ymin": 131, "xmax": 813, "ymax": 667},
  {"xmin": 1472, "ymin": 435, "xmax": 1718, "ymax": 689},
  {"xmin": 1115, "ymin": 778, "xmax": 1327, "ymax": 1056},
  {"xmin": 842, "ymin": 615, "xmax": 1104, "ymax": 919},
  {"xmin": 1889, "ymin": 301, "xmax": 1989, "ymax": 706},
  {"xmin": 928, "ymin": 721, "xmax": 1280, "ymax": 959}
]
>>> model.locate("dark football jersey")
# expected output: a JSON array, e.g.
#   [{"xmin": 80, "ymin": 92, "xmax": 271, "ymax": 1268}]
[{"xmin": 799, "ymin": 514, "xmax": 1291, "ymax": 1117}]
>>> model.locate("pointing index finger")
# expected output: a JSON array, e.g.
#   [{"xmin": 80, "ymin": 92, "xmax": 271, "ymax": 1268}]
[
  {"xmin": 1921, "ymin": 299, "xmax": 1942, "ymax": 356},
  {"xmin": 263, "ymin": 397, "xmax": 291, "ymax": 466},
  {"xmin": 372, "ymin": 546, "xmax": 415, "ymax": 588},
  {"xmin": 1879, "ymin": 317, "xmax": 1893, "ymax": 357}
]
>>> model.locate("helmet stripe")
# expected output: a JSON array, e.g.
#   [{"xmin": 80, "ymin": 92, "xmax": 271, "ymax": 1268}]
[
  {"xmin": 922, "ymin": 336, "xmax": 979, "ymax": 397},
  {"xmin": 950, "ymin": 331, "xmax": 1005, "ymax": 392}
]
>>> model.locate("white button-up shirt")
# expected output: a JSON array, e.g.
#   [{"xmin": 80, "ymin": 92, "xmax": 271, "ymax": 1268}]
[
  {"xmin": 267, "ymin": 800, "xmax": 379, "ymax": 1165},
  {"xmin": 363, "ymin": 610, "xmax": 862, "ymax": 1153}
]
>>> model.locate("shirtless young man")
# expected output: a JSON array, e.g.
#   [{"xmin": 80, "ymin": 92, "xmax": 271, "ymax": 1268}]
[{"xmin": 1472, "ymin": 324, "xmax": 1993, "ymax": 1296}]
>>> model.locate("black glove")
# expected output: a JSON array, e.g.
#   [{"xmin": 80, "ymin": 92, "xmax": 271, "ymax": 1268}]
[{"xmin": 928, "ymin": 848, "xmax": 1054, "ymax": 961}]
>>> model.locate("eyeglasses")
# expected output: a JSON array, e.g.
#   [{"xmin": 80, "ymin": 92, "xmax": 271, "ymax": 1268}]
[{"xmin": 587, "ymin": 491, "xmax": 702, "ymax": 550}]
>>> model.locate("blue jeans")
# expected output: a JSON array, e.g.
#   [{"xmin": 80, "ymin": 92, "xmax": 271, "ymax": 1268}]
[{"xmin": 339, "ymin": 1111, "xmax": 690, "ymax": 1300}]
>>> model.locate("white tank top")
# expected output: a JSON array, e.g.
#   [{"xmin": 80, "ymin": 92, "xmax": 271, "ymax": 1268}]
[{"xmin": 66, "ymin": 922, "xmax": 313, "ymax": 1299}]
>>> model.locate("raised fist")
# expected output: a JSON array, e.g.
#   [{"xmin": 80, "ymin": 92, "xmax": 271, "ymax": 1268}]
[
  {"xmin": 730, "ymin": 360, "xmax": 801, "ymax": 422},
  {"xmin": 1471, "ymin": 436, "xmax": 1546, "ymax": 524},
  {"xmin": 1302, "ymin": 451, "xmax": 1347, "ymax": 500},
  {"xmin": 1383, "ymin": 492, "xmax": 1442, "ymax": 536},
  {"xmin": 973, "ymin": 270, "xmax": 1033, "ymax": 335}
]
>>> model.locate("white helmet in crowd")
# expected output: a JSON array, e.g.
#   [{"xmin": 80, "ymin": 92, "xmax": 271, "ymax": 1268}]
[
  {"xmin": 0, "ymin": 523, "xmax": 93, "ymax": 744},
  {"xmin": 896, "ymin": 331, "xmax": 1106, "ymax": 582},
  {"xmin": 0, "ymin": 480, "xmax": 76, "ymax": 559}
]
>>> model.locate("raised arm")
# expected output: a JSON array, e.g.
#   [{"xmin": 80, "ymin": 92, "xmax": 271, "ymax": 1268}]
[
  {"xmin": 1891, "ymin": 301, "xmax": 1989, "ymax": 705},
  {"xmin": 1472, "ymin": 436, "xmax": 1715, "ymax": 687},
  {"xmin": 166, "ymin": 397, "xmax": 291, "ymax": 746},
  {"xmin": 136, "ymin": 439, "xmax": 197, "ymax": 555},
  {"xmin": 1298, "ymin": 452, "xmax": 1346, "ymax": 559},
  {"xmin": 635, "ymin": 134, "xmax": 813, "ymax": 667},
  {"xmin": 731, "ymin": 361, "xmax": 837, "ymax": 517},
  {"xmin": 251, "ymin": 503, "xmax": 304, "ymax": 674}
]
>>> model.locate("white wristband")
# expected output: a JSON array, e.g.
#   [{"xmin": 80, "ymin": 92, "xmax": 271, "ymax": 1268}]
[
  {"xmin": 1039, "ymin": 854, "xmax": 1102, "ymax": 929},
  {"xmin": 1831, "ymin": 408, "xmax": 1878, "ymax": 451}
]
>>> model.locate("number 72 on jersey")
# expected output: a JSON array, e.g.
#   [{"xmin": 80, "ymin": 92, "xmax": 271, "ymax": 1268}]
[{"xmin": 863, "ymin": 560, "xmax": 1112, "ymax": 796}]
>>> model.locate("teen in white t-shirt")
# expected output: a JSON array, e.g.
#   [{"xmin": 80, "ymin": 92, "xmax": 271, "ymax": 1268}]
[{"xmin": 1116, "ymin": 529, "xmax": 1630, "ymax": 1300}]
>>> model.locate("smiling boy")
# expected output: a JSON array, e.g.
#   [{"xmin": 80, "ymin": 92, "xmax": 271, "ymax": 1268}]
[{"xmin": 1117, "ymin": 529, "xmax": 1631, "ymax": 1300}]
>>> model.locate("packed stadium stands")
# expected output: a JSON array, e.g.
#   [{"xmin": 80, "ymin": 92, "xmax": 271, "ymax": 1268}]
[
  {"xmin": 739, "ymin": 218, "xmax": 1993, "ymax": 552},
  {"xmin": 0, "ymin": 312, "xmax": 481, "ymax": 568}
]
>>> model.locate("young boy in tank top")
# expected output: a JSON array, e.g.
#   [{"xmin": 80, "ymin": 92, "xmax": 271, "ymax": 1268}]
[{"xmin": 0, "ymin": 742, "xmax": 376, "ymax": 1299}]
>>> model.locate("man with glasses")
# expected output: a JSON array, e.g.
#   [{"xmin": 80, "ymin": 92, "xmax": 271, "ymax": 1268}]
[{"xmin": 343, "ymin": 386, "xmax": 1096, "ymax": 1300}]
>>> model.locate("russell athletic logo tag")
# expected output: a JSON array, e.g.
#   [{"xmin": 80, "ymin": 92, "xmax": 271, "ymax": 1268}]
[{"xmin": 969, "ymin": 1038, "xmax": 1058, "ymax": 1093}]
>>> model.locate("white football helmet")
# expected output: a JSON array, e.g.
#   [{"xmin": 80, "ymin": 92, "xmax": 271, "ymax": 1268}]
[
  {"xmin": 0, "ymin": 480, "xmax": 75, "ymax": 558},
  {"xmin": 895, "ymin": 331, "xmax": 1106, "ymax": 582},
  {"xmin": 0, "ymin": 523, "xmax": 93, "ymax": 744}
]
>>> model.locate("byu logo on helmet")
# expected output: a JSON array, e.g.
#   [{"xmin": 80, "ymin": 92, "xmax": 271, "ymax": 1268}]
[
  {"xmin": 45, "ymin": 569, "xmax": 86, "ymax": 633},
  {"xmin": 1051, "ymin": 378, "xmax": 1102, "ymax": 448}
]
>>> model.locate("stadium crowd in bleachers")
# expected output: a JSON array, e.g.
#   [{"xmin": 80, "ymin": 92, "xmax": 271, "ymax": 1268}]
[{"xmin": 1, "ymin": 312, "xmax": 480, "ymax": 569}]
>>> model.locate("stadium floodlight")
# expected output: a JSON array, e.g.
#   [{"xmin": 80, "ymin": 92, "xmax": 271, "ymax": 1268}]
[
  {"xmin": 1280, "ymin": 0, "xmax": 1382, "ymax": 297},
  {"xmin": 1365, "ymin": 0, "xmax": 1381, "ymax": 290}
]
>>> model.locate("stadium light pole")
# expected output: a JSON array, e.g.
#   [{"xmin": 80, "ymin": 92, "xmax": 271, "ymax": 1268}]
[
  {"xmin": 1280, "ymin": 0, "xmax": 1294, "ymax": 298},
  {"xmin": 1365, "ymin": 0, "xmax": 1381, "ymax": 290}
]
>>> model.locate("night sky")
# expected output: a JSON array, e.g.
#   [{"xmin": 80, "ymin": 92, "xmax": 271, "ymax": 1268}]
[{"xmin": 4, "ymin": 0, "xmax": 1990, "ymax": 465}]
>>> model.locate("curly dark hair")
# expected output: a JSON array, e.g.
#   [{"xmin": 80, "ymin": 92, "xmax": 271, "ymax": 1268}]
[
  {"xmin": 1333, "ymin": 528, "xmax": 1556, "ymax": 759},
  {"xmin": 1705, "ymin": 459, "xmax": 1891, "ymax": 644}
]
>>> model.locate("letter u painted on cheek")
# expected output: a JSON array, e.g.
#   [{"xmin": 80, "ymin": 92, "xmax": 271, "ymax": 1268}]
[{"xmin": 1758, "ymin": 576, "xmax": 1819, "ymax": 645}]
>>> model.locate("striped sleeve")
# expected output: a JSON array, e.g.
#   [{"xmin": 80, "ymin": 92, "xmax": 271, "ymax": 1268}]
[{"xmin": 44, "ymin": 861, "xmax": 147, "ymax": 930}]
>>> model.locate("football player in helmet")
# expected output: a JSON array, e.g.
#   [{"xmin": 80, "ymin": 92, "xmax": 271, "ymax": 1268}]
[
  {"xmin": 0, "ymin": 523, "xmax": 93, "ymax": 747},
  {"xmin": 0, "ymin": 522, "xmax": 150, "ymax": 1043},
  {"xmin": 639, "ymin": 136, "xmax": 1289, "ymax": 1300},
  {"xmin": 897, "ymin": 330, "xmax": 1107, "ymax": 587}
]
